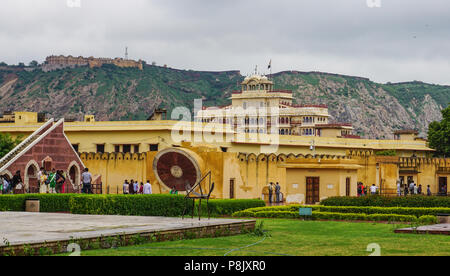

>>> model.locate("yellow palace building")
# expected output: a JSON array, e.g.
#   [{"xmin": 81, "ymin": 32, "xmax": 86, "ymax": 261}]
[{"xmin": 1, "ymin": 77, "xmax": 449, "ymax": 203}]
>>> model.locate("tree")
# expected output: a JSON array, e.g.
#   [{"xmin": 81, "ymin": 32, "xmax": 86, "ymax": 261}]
[
  {"xmin": 29, "ymin": 60, "xmax": 39, "ymax": 67},
  {"xmin": 428, "ymin": 105, "xmax": 450, "ymax": 157},
  {"xmin": 0, "ymin": 133, "xmax": 22, "ymax": 159}
]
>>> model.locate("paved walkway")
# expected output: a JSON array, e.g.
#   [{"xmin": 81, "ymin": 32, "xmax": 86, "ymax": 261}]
[
  {"xmin": 0, "ymin": 212, "xmax": 254, "ymax": 247},
  {"xmin": 395, "ymin": 223, "xmax": 450, "ymax": 235}
]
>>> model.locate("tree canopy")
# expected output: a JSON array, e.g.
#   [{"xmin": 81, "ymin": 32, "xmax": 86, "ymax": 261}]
[
  {"xmin": 428, "ymin": 105, "xmax": 450, "ymax": 157},
  {"xmin": 0, "ymin": 133, "xmax": 22, "ymax": 159}
]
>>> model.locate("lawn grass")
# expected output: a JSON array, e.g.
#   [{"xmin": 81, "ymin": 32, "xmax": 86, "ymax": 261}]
[{"xmin": 65, "ymin": 219, "xmax": 450, "ymax": 256}]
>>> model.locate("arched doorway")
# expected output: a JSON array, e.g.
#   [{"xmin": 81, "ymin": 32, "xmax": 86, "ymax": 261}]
[
  {"xmin": 67, "ymin": 161, "xmax": 81, "ymax": 193},
  {"xmin": 24, "ymin": 160, "xmax": 40, "ymax": 193}
]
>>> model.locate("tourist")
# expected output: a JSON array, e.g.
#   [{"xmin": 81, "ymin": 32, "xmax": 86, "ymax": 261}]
[
  {"xmin": 268, "ymin": 182, "xmax": 273, "ymax": 203},
  {"xmin": 413, "ymin": 184, "xmax": 418, "ymax": 195},
  {"xmin": 418, "ymin": 184, "xmax": 423, "ymax": 195},
  {"xmin": 404, "ymin": 184, "xmax": 409, "ymax": 196},
  {"xmin": 38, "ymin": 167, "xmax": 47, "ymax": 194},
  {"xmin": 397, "ymin": 180, "xmax": 402, "ymax": 196},
  {"xmin": 133, "ymin": 181, "xmax": 139, "ymax": 194},
  {"xmin": 81, "ymin": 168, "xmax": 93, "ymax": 194},
  {"xmin": 11, "ymin": 171, "xmax": 23, "ymax": 192},
  {"xmin": 409, "ymin": 181, "xmax": 415, "ymax": 195},
  {"xmin": 55, "ymin": 170, "xmax": 66, "ymax": 194},
  {"xmin": 370, "ymin": 184, "xmax": 378, "ymax": 195},
  {"xmin": 357, "ymin": 182, "xmax": 362, "ymax": 197},
  {"xmin": 2, "ymin": 175, "xmax": 9, "ymax": 194},
  {"xmin": 47, "ymin": 169, "xmax": 57, "ymax": 194},
  {"xmin": 427, "ymin": 185, "xmax": 432, "ymax": 196},
  {"xmin": 123, "ymin": 180, "xmax": 129, "ymax": 194},
  {"xmin": 129, "ymin": 179, "xmax": 135, "ymax": 195},
  {"xmin": 0, "ymin": 176, "xmax": 4, "ymax": 194},
  {"xmin": 275, "ymin": 182, "xmax": 281, "ymax": 203},
  {"xmin": 139, "ymin": 182, "xmax": 144, "ymax": 194},
  {"xmin": 143, "ymin": 180, "xmax": 152, "ymax": 195},
  {"xmin": 170, "ymin": 187, "xmax": 178, "ymax": 194}
]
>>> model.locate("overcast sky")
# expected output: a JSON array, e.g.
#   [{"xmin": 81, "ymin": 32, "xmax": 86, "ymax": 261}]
[{"xmin": 1, "ymin": 0, "xmax": 450, "ymax": 84}]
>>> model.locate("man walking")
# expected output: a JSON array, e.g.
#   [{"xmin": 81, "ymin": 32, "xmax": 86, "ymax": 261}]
[{"xmin": 81, "ymin": 168, "xmax": 93, "ymax": 194}]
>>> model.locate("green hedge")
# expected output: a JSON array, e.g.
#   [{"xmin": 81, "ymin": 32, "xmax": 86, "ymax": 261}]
[
  {"xmin": 0, "ymin": 194, "xmax": 265, "ymax": 217},
  {"xmin": 321, "ymin": 196, "xmax": 450, "ymax": 208},
  {"xmin": 0, "ymin": 194, "xmax": 73, "ymax": 212},
  {"xmin": 232, "ymin": 210, "xmax": 433, "ymax": 223},
  {"xmin": 69, "ymin": 194, "xmax": 189, "ymax": 217},
  {"xmin": 234, "ymin": 205, "xmax": 450, "ymax": 218},
  {"xmin": 195, "ymin": 199, "xmax": 266, "ymax": 216}
]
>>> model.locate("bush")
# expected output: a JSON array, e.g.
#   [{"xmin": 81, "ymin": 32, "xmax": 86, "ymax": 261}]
[
  {"xmin": 69, "ymin": 194, "xmax": 190, "ymax": 217},
  {"xmin": 235, "ymin": 205, "xmax": 449, "ymax": 218},
  {"xmin": 0, "ymin": 194, "xmax": 73, "ymax": 212},
  {"xmin": 196, "ymin": 199, "xmax": 265, "ymax": 216},
  {"xmin": 417, "ymin": 215, "xmax": 438, "ymax": 225},
  {"xmin": 232, "ymin": 210, "xmax": 418, "ymax": 222},
  {"xmin": 0, "ymin": 194, "xmax": 264, "ymax": 217},
  {"xmin": 0, "ymin": 195, "xmax": 27, "ymax": 211},
  {"xmin": 321, "ymin": 196, "xmax": 450, "ymax": 208}
]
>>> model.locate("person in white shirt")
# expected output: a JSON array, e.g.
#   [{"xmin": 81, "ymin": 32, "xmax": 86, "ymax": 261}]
[
  {"xmin": 370, "ymin": 184, "xmax": 378, "ymax": 195},
  {"xmin": 123, "ymin": 180, "xmax": 129, "ymax": 194},
  {"xmin": 143, "ymin": 180, "xmax": 152, "ymax": 195}
]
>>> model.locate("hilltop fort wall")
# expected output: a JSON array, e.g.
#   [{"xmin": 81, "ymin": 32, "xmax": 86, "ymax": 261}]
[{"xmin": 43, "ymin": 55, "xmax": 143, "ymax": 71}]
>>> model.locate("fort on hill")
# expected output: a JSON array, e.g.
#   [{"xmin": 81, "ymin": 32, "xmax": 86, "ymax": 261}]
[{"xmin": 43, "ymin": 55, "xmax": 144, "ymax": 71}]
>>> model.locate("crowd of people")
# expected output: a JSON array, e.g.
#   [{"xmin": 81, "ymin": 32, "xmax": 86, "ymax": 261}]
[
  {"xmin": 0, "ymin": 168, "xmax": 67, "ymax": 194},
  {"xmin": 396, "ymin": 180, "xmax": 433, "ymax": 196},
  {"xmin": 122, "ymin": 179, "xmax": 153, "ymax": 195},
  {"xmin": 357, "ymin": 180, "xmax": 437, "ymax": 197},
  {"xmin": 0, "ymin": 171, "xmax": 23, "ymax": 194}
]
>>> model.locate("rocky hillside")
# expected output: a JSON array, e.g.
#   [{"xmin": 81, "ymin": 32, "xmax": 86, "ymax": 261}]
[{"xmin": 0, "ymin": 64, "xmax": 448, "ymax": 139}]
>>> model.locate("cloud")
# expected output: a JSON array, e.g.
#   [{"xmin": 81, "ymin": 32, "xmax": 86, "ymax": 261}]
[{"xmin": 1, "ymin": 0, "xmax": 450, "ymax": 84}]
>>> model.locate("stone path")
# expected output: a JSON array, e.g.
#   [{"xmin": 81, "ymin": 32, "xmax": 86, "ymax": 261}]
[{"xmin": 0, "ymin": 212, "xmax": 254, "ymax": 247}]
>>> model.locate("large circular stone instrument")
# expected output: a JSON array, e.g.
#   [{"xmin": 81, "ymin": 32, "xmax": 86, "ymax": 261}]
[{"xmin": 152, "ymin": 148, "xmax": 205, "ymax": 192}]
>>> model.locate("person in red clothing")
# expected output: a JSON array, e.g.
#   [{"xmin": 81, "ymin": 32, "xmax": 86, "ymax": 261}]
[{"xmin": 139, "ymin": 182, "xmax": 144, "ymax": 194}]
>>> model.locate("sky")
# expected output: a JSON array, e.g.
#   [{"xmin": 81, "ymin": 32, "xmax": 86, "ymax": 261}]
[{"xmin": 1, "ymin": 0, "xmax": 450, "ymax": 84}]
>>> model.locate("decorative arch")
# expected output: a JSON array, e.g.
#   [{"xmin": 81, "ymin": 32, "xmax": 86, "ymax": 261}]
[
  {"xmin": 247, "ymin": 153, "xmax": 257, "ymax": 162},
  {"xmin": 42, "ymin": 156, "xmax": 53, "ymax": 171},
  {"xmin": 1, "ymin": 169, "xmax": 13, "ymax": 180},
  {"xmin": 67, "ymin": 161, "xmax": 81, "ymax": 192},
  {"xmin": 24, "ymin": 159, "xmax": 40, "ymax": 191}
]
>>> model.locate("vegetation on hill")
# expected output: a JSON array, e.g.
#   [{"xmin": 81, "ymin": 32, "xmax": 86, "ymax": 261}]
[
  {"xmin": 0, "ymin": 65, "xmax": 449, "ymax": 139},
  {"xmin": 428, "ymin": 105, "xmax": 450, "ymax": 157}
]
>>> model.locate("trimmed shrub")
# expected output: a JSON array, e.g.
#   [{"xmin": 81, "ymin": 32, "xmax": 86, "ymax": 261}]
[
  {"xmin": 235, "ymin": 205, "xmax": 449, "ymax": 218},
  {"xmin": 196, "ymin": 199, "xmax": 265, "ymax": 216},
  {"xmin": 0, "ymin": 194, "xmax": 264, "ymax": 217},
  {"xmin": 321, "ymin": 196, "xmax": 450, "ymax": 208},
  {"xmin": 232, "ymin": 210, "xmax": 418, "ymax": 222},
  {"xmin": 0, "ymin": 195, "xmax": 27, "ymax": 211},
  {"xmin": 0, "ymin": 194, "xmax": 73, "ymax": 212},
  {"xmin": 69, "ymin": 194, "xmax": 190, "ymax": 217},
  {"xmin": 417, "ymin": 215, "xmax": 438, "ymax": 225}
]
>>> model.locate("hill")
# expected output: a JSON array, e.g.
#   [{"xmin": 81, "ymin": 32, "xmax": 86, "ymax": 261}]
[{"xmin": 0, "ymin": 64, "xmax": 448, "ymax": 139}]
